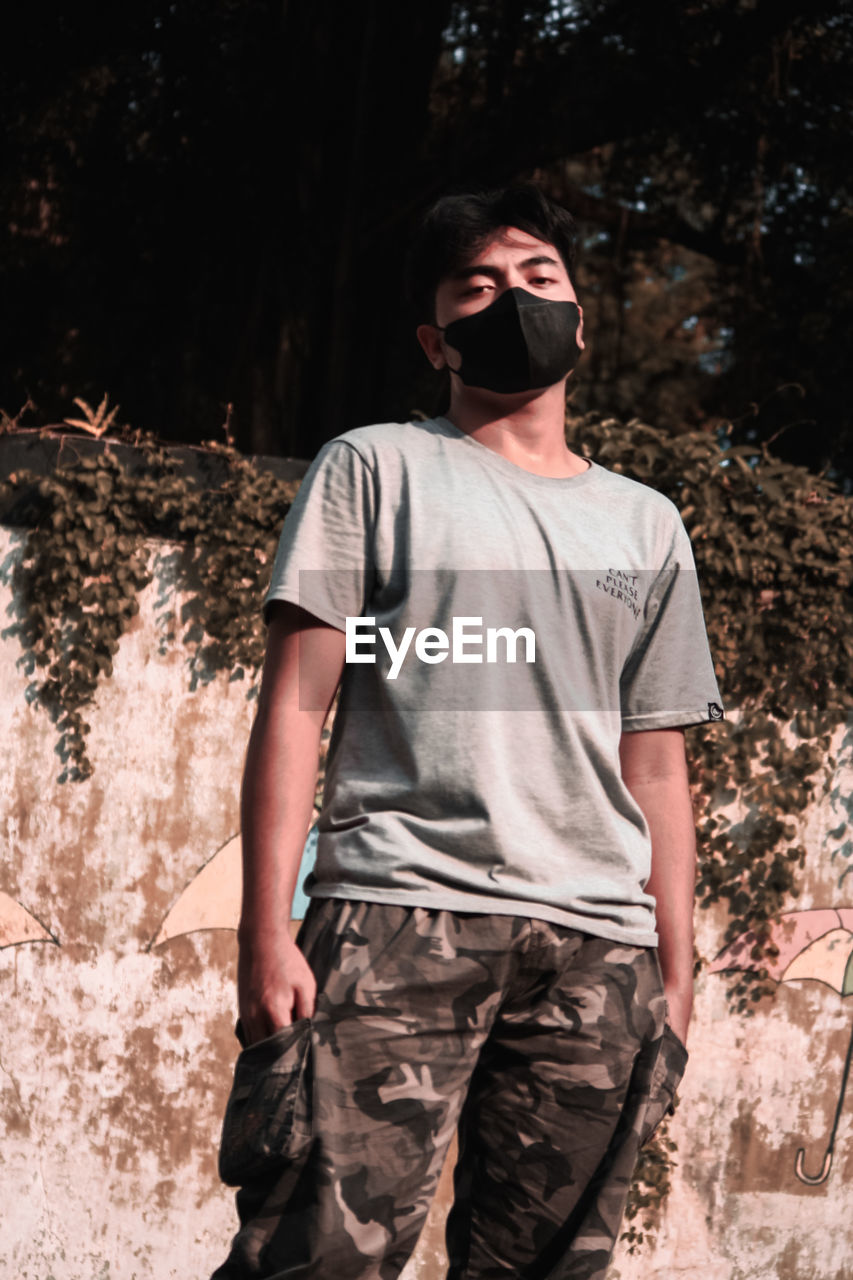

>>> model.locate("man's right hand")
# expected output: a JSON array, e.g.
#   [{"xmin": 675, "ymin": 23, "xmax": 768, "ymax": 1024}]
[{"xmin": 237, "ymin": 929, "xmax": 318, "ymax": 1045}]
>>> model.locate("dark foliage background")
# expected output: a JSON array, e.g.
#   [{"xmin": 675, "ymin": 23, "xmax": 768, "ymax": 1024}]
[{"xmin": 3, "ymin": 1, "xmax": 852, "ymax": 485}]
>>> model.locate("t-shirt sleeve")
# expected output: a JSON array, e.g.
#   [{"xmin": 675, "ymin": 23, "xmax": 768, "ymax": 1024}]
[
  {"xmin": 619, "ymin": 513, "xmax": 724, "ymax": 731},
  {"xmin": 262, "ymin": 439, "xmax": 376, "ymax": 629}
]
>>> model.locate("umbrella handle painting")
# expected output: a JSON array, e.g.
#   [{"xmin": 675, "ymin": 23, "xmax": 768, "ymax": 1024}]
[
  {"xmin": 791, "ymin": 1004, "xmax": 853, "ymax": 1185},
  {"xmin": 794, "ymin": 1147, "xmax": 833, "ymax": 1186}
]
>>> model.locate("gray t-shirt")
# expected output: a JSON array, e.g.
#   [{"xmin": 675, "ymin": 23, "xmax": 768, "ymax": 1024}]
[{"xmin": 263, "ymin": 416, "xmax": 724, "ymax": 946}]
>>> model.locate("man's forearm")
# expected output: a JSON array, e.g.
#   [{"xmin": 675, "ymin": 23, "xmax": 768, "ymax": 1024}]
[
  {"xmin": 236, "ymin": 605, "xmax": 346, "ymax": 1039},
  {"xmin": 238, "ymin": 703, "xmax": 324, "ymax": 940},
  {"xmin": 238, "ymin": 603, "xmax": 346, "ymax": 949},
  {"xmin": 619, "ymin": 728, "xmax": 697, "ymax": 1043},
  {"xmin": 632, "ymin": 774, "xmax": 697, "ymax": 1014}
]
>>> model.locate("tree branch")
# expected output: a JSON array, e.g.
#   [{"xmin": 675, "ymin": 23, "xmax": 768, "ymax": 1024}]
[{"xmin": 550, "ymin": 181, "xmax": 747, "ymax": 267}]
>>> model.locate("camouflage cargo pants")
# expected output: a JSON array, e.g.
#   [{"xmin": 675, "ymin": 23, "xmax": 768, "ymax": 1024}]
[{"xmin": 211, "ymin": 897, "xmax": 688, "ymax": 1280}]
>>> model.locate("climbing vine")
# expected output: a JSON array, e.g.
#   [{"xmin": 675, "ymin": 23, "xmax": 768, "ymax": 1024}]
[{"xmin": 0, "ymin": 425, "xmax": 297, "ymax": 781}]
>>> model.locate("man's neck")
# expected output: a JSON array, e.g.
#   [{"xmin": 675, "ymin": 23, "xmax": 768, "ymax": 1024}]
[{"xmin": 443, "ymin": 382, "xmax": 589, "ymax": 479}]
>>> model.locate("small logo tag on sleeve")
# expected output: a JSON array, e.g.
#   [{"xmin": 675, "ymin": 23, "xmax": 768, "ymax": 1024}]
[{"xmin": 707, "ymin": 702, "xmax": 724, "ymax": 721}]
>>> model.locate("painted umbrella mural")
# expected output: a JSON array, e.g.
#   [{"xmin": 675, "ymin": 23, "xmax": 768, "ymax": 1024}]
[
  {"xmin": 0, "ymin": 891, "xmax": 57, "ymax": 950},
  {"xmin": 149, "ymin": 827, "xmax": 319, "ymax": 949},
  {"xmin": 710, "ymin": 907, "xmax": 853, "ymax": 1185}
]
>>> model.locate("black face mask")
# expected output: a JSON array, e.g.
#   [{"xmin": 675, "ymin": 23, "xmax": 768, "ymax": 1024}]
[{"xmin": 438, "ymin": 287, "xmax": 583, "ymax": 394}]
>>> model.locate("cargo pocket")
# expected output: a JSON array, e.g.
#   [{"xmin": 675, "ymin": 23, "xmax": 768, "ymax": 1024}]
[
  {"xmin": 638, "ymin": 1022, "xmax": 689, "ymax": 1150},
  {"xmin": 218, "ymin": 1018, "xmax": 314, "ymax": 1187}
]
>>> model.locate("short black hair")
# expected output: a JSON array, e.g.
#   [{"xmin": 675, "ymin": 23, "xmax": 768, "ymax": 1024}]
[{"xmin": 405, "ymin": 182, "xmax": 579, "ymax": 323}]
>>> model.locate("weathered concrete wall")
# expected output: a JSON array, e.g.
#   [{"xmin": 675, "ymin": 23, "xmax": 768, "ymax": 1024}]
[
  {"xmin": 1, "ymin": 526, "xmax": 255, "ymax": 1278},
  {"xmin": 1, "ymin": 521, "xmax": 852, "ymax": 1279}
]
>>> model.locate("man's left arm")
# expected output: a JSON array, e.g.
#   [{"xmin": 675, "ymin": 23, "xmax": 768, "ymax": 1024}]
[{"xmin": 618, "ymin": 726, "xmax": 696, "ymax": 1047}]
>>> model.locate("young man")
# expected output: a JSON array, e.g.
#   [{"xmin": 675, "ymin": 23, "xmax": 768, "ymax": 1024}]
[{"xmin": 212, "ymin": 183, "xmax": 724, "ymax": 1280}]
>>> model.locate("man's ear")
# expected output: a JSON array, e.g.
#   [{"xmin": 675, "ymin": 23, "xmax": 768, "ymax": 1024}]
[
  {"xmin": 577, "ymin": 304, "xmax": 584, "ymax": 351},
  {"xmin": 416, "ymin": 323, "xmax": 447, "ymax": 371}
]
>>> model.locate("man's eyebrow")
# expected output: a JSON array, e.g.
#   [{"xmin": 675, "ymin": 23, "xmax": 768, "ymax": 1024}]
[{"xmin": 449, "ymin": 254, "xmax": 561, "ymax": 281}]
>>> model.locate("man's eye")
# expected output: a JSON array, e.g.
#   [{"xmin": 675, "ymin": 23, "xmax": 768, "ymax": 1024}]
[{"xmin": 530, "ymin": 276, "xmax": 557, "ymax": 286}]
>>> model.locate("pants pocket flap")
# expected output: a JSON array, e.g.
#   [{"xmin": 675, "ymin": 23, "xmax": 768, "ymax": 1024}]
[{"xmin": 218, "ymin": 1020, "xmax": 314, "ymax": 1186}]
